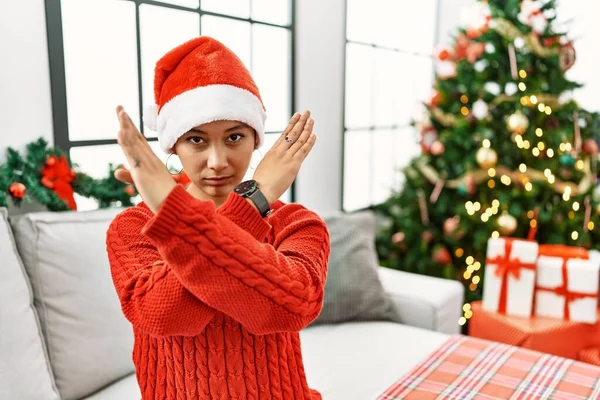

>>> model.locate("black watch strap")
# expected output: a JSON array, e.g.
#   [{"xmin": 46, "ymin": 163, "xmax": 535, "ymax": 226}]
[{"xmin": 248, "ymin": 189, "xmax": 271, "ymax": 218}]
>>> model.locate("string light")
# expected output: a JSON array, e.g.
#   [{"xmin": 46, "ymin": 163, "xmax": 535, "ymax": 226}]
[
  {"xmin": 544, "ymin": 169, "xmax": 552, "ymax": 177},
  {"xmin": 537, "ymin": 142, "xmax": 545, "ymax": 150},
  {"xmin": 488, "ymin": 179, "xmax": 496, "ymax": 188},
  {"xmin": 545, "ymin": 106, "xmax": 552, "ymax": 115},
  {"xmin": 572, "ymin": 231, "xmax": 579, "ymax": 240},
  {"xmin": 538, "ymin": 103, "xmax": 546, "ymax": 112},
  {"xmin": 469, "ymin": 283, "xmax": 478, "ymax": 291},
  {"xmin": 474, "ymin": 202, "xmax": 481, "ymax": 211},
  {"xmin": 463, "ymin": 303, "xmax": 471, "ymax": 312},
  {"xmin": 589, "ymin": 222, "xmax": 595, "ymax": 231},
  {"xmin": 547, "ymin": 149, "xmax": 554, "ymax": 158},
  {"xmin": 530, "ymin": 219, "xmax": 537, "ymax": 228},
  {"xmin": 465, "ymin": 309, "xmax": 474, "ymax": 319},
  {"xmin": 501, "ymin": 175, "xmax": 512, "ymax": 185},
  {"xmin": 525, "ymin": 182, "xmax": 533, "ymax": 191},
  {"xmin": 461, "ymin": 95, "xmax": 469, "ymax": 103},
  {"xmin": 536, "ymin": 128, "xmax": 543, "ymax": 137},
  {"xmin": 569, "ymin": 211, "xmax": 575, "ymax": 219},
  {"xmin": 559, "ymin": 143, "xmax": 566, "ymax": 152},
  {"xmin": 547, "ymin": 175, "xmax": 555, "ymax": 184},
  {"xmin": 523, "ymin": 140, "xmax": 531, "ymax": 149},
  {"xmin": 519, "ymin": 164, "xmax": 527, "ymax": 173},
  {"xmin": 563, "ymin": 187, "xmax": 572, "ymax": 201},
  {"xmin": 491, "ymin": 231, "xmax": 500, "ymax": 238},
  {"xmin": 565, "ymin": 143, "xmax": 572, "ymax": 152},
  {"xmin": 521, "ymin": 97, "xmax": 529, "ymax": 106},
  {"xmin": 483, "ymin": 139, "xmax": 491, "ymax": 148},
  {"xmin": 473, "ymin": 262, "xmax": 481, "ymax": 270},
  {"xmin": 573, "ymin": 202, "xmax": 580, "ymax": 211},
  {"xmin": 492, "ymin": 199, "xmax": 500, "ymax": 208},
  {"xmin": 532, "ymin": 148, "xmax": 540, "ymax": 157},
  {"xmin": 530, "ymin": 95, "xmax": 538, "ymax": 104},
  {"xmin": 463, "ymin": 271, "xmax": 472, "ymax": 279},
  {"xmin": 519, "ymin": 69, "xmax": 527, "ymax": 78},
  {"xmin": 488, "ymin": 168, "xmax": 496, "ymax": 177},
  {"xmin": 458, "ymin": 317, "xmax": 467, "ymax": 326},
  {"xmin": 461, "ymin": 107, "xmax": 469, "ymax": 116},
  {"xmin": 527, "ymin": 210, "xmax": 535, "ymax": 218},
  {"xmin": 519, "ymin": 82, "xmax": 527, "ymax": 91},
  {"xmin": 576, "ymin": 160, "xmax": 584, "ymax": 170},
  {"xmin": 466, "ymin": 256, "xmax": 474, "ymax": 265},
  {"xmin": 455, "ymin": 248, "xmax": 464, "ymax": 257}
]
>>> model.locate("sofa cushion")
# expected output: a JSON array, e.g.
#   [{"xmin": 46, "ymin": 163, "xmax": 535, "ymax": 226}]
[
  {"xmin": 82, "ymin": 373, "xmax": 140, "ymax": 400},
  {"xmin": 300, "ymin": 321, "xmax": 449, "ymax": 400},
  {"xmin": 0, "ymin": 208, "xmax": 60, "ymax": 400},
  {"xmin": 10, "ymin": 207, "xmax": 134, "ymax": 400},
  {"xmin": 311, "ymin": 210, "xmax": 402, "ymax": 325}
]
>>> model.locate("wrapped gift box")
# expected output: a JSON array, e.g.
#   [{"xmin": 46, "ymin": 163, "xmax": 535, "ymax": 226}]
[
  {"xmin": 535, "ymin": 245, "xmax": 600, "ymax": 324},
  {"xmin": 469, "ymin": 301, "xmax": 600, "ymax": 361},
  {"xmin": 482, "ymin": 237, "xmax": 538, "ymax": 317}
]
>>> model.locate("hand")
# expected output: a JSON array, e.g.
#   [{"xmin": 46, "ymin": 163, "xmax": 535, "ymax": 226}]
[
  {"xmin": 115, "ymin": 106, "xmax": 176, "ymax": 213},
  {"xmin": 252, "ymin": 111, "xmax": 317, "ymax": 204}
]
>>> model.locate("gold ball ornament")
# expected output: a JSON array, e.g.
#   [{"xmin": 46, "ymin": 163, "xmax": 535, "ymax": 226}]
[
  {"xmin": 497, "ymin": 212, "xmax": 518, "ymax": 236},
  {"xmin": 507, "ymin": 111, "xmax": 529, "ymax": 135},
  {"xmin": 476, "ymin": 147, "xmax": 498, "ymax": 169}
]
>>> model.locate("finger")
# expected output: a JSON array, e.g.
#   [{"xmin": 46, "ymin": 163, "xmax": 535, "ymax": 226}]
[
  {"xmin": 278, "ymin": 110, "xmax": 311, "ymax": 149},
  {"xmin": 114, "ymin": 168, "xmax": 134, "ymax": 184},
  {"xmin": 293, "ymin": 133, "xmax": 317, "ymax": 161},
  {"xmin": 116, "ymin": 106, "xmax": 155, "ymax": 170},
  {"xmin": 288, "ymin": 117, "xmax": 314, "ymax": 155},
  {"xmin": 273, "ymin": 112, "xmax": 301, "ymax": 149}
]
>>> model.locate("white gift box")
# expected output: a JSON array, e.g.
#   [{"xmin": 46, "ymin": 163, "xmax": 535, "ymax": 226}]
[
  {"xmin": 482, "ymin": 238, "xmax": 538, "ymax": 317},
  {"xmin": 535, "ymin": 255, "xmax": 600, "ymax": 324}
]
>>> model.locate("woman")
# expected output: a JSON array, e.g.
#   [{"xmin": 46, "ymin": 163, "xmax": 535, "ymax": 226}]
[{"xmin": 106, "ymin": 36, "xmax": 330, "ymax": 400}]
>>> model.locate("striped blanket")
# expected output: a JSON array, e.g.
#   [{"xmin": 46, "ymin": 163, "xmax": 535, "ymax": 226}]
[{"xmin": 378, "ymin": 334, "xmax": 600, "ymax": 400}]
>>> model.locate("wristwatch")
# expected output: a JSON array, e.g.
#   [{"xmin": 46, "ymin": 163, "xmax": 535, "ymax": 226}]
[{"xmin": 234, "ymin": 180, "xmax": 272, "ymax": 217}]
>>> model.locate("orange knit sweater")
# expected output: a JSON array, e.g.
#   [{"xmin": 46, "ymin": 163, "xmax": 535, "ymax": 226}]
[{"xmin": 106, "ymin": 184, "xmax": 330, "ymax": 399}]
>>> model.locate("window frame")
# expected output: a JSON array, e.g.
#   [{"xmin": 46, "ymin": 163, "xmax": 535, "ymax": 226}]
[
  {"xmin": 45, "ymin": 0, "xmax": 297, "ymax": 201},
  {"xmin": 340, "ymin": 0, "xmax": 441, "ymax": 211}
]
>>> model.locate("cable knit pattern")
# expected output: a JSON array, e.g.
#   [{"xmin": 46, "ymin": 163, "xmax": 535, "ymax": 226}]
[{"xmin": 106, "ymin": 185, "xmax": 329, "ymax": 399}]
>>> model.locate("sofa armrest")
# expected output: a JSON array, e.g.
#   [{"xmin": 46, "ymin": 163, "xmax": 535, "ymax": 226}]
[{"xmin": 377, "ymin": 267, "xmax": 464, "ymax": 335}]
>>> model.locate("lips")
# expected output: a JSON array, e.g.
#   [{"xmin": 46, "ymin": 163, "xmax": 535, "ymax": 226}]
[{"xmin": 203, "ymin": 176, "xmax": 233, "ymax": 186}]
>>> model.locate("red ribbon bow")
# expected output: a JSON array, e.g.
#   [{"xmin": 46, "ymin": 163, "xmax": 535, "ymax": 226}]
[
  {"xmin": 40, "ymin": 154, "xmax": 77, "ymax": 210},
  {"xmin": 486, "ymin": 239, "xmax": 536, "ymax": 315}
]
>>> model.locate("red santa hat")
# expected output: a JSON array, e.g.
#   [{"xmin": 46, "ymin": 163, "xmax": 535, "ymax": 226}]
[{"xmin": 143, "ymin": 36, "xmax": 267, "ymax": 153}]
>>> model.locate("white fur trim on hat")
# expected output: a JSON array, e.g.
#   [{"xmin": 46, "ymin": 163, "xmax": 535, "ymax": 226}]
[
  {"xmin": 142, "ymin": 103, "xmax": 158, "ymax": 131},
  {"xmin": 151, "ymin": 84, "xmax": 266, "ymax": 154}
]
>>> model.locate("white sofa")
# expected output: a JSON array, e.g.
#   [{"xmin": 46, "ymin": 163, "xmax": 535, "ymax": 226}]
[{"xmin": 0, "ymin": 206, "xmax": 463, "ymax": 400}]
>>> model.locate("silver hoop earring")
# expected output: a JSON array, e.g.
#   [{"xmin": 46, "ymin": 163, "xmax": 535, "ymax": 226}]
[{"xmin": 165, "ymin": 153, "xmax": 183, "ymax": 175}]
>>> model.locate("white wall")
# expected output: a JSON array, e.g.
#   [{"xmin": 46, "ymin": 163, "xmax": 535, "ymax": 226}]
[
  {"xmin": 294, "ymin": 0, "xmax": 346, "ymax": 213},
  {"xmin": 0, "ymin": 0, "xmax": 54, "ymax": 156}
]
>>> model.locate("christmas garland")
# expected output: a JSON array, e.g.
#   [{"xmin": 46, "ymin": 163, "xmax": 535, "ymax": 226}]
[{"xmin": 414, "ymin": 158, "xmax": 595, "ymax": 197}]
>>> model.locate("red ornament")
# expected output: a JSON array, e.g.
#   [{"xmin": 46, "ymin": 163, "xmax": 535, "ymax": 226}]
[
  {"xmin": 436, "ymin": 46, "xmax": 451, "ymax": 61},
  {"xmin": 583, "ymin": 139, "xmax": 599, "ymax": 156},
  {"xmin": 432, "ymin": 246, "xmax": 452, "ymax": 265},
  {"xmin": 453, "ymin": 33, "xmax": 485, "ymax": 63},
  {"xmin": 9, "ymin": 182, "xmax": 26, "ymax": 200},
  {"xmin": 46, "ymin": 155, "xmax": 57, "ymax": 167},
  {"xmin": 124, "ymin": 185, "xmax": 136, "ymax": 196},
  {"xmin": 429, "ymin": 90, "xmax": 442, "ymax": 107},
  {"xmin": 421, "ymin": 230, "xmax": 434, "ymax": 243},
  {"xmin": 443, "ymin": 217, "xmax": 460, "ymax": 236},
  {"xmin": 391, "ymin": 232, "xmax": 405, "ymax": 244},
  {"xmin": 40, "ymin": 154, "xmax": 77, "ymax": 210}
]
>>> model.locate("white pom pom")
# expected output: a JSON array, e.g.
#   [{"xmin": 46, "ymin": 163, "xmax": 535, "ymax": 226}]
[{"xmin": 143, "ymin": 104, "xmax": 158, "ymax": 131}]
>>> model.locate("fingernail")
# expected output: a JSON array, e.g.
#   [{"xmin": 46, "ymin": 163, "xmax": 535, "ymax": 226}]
[
  {"xmin": 292, "ymin": 112, "xmax": 299, "ymax": 118},
  {"xmin": 301, "ymin": 111, "xmax": 308, "ymax": 116}
]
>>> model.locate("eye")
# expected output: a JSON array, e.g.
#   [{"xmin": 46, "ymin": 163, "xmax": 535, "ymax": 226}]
[
  {"xmin": 228, "ymin": 133, "xmax": 244, "ymax": 143},
  {"xmin": 187, "ymin": 136, "xmax": 205, "ymax": 145}
]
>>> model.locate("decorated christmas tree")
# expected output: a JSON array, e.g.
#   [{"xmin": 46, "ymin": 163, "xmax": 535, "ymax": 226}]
[{"xmin": 375, "ymin": 0, "xmax": 600, "ymax": 321}]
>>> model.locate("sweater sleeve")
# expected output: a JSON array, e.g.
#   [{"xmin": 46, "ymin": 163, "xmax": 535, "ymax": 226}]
[
  {"xmin": 142, "ymin": 185, "xmax": 331, "ymax": 335},
  {"xmin": 106, "ymin": 206, "xmax": 216, "ymax": 337}
]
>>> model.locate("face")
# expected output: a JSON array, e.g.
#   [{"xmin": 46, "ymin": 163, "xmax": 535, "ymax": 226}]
[{"xmin": 173, "ymin": 120, "xmax": 256, "ymax": 207}]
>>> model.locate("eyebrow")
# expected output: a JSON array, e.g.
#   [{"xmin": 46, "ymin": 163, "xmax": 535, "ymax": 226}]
[{"xmin": 190, "ymin": 124, "xmax": 252, "ymax": 134}]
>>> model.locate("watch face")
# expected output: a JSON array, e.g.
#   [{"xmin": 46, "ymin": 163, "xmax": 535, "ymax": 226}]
[{"xmin": 234, "ymin": 180, "xmax": 257, "ymax": 196}]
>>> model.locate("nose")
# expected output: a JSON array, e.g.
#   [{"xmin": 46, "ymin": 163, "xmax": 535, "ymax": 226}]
[{"xmin": 207, "ymin": 145, "xmax": 228, "ymax": 172}]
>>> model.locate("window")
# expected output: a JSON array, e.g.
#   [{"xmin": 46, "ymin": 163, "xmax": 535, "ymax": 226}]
[
  {"xmin": 45, "ymin": 0, "xmax": 295, "ymax": 210},
  {"xmin": 342, "ymin": 0, "xmax": 439, "ymax": 211}
]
